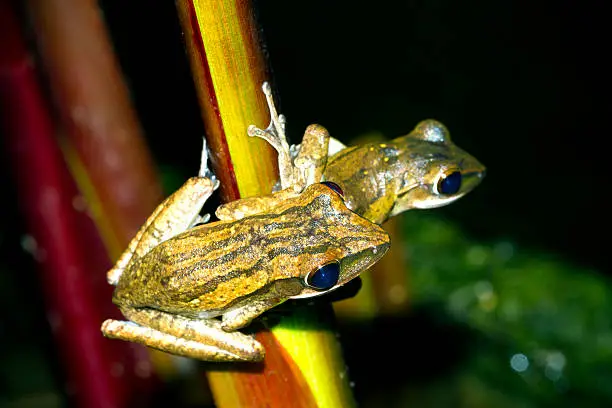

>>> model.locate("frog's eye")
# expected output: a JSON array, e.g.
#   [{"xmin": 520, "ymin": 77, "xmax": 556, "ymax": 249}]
[
  {"xmin": 321, "ymin": 181, "xmax": 344, "ymax": 199},
  {"xmin": 305, "ymin": 261, "xmax": 340, "ymax": 291},
  {"xmin": 434, "ymin": 171, "xmax": 462, "ymax": 195}
]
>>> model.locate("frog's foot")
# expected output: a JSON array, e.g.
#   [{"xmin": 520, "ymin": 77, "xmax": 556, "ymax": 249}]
[
  {"xmin": 101, "ymin": 309, "xmax": 264, "ymax": 362},
  {"xmin": 188, "ymin": 138, "xmax": 217, "ymax": 228},
  {"xmin": 248, "ymin": 82, "xmax": 295, "ymax": 191},
  {"xmin": 199, "ymin": 137, "xmax": 220, "ymax": 190},
  {"xmin": 188, "ymin": 213, "xmax": 210, "ymax": 228}
]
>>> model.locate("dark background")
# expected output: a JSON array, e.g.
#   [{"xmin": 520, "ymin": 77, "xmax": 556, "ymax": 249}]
[{"xmin": 1, "ymin": 0, "xmax": 609, "ymax": 406}]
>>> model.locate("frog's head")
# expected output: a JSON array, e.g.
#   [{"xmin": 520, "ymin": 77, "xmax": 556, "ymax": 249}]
[
  {"xmin": 390, "ymin": 119, "xmax": 486, "ymax": 216},
  {"xmin": 273, "ymin": 182, "xmax": 390, "ymax": 300}
]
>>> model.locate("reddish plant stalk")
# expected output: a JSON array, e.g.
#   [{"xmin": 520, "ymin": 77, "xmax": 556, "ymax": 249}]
[{"xmin": 1, "ymin": 3, "xmax": 157, "ymax": 406}]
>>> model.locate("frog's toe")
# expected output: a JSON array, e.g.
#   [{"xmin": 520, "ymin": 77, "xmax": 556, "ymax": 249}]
[{"xmin": 101, "ymin": 318, "xmax": 264, "ymax": 362}]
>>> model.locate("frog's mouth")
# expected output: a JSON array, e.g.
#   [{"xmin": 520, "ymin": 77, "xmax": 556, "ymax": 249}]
[
  {"xmin": 290, "ymin": 243, "xmax": 390, "ymax": 300},
  {"xmin": 398, "ymin": 170, "xmax": 485, "ymax": 211},
  {"xmin": 406, "ymin": 191, "xmax": 464, "ymax": 210},
  {"xmin": 456, "ymin": 169, "xmax": 486, "ymax": 196},
  {"xmin": 391, "ymin": 186, "xmax": 460, "ymax": 212},
  {"xmin": 289, "ymin": 281, "xmax": 344, "ymax": 300}
]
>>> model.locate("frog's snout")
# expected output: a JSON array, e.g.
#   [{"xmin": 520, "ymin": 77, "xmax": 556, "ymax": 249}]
[{"xmin": 371, "ymin": 240, "xmax": 391, "ymax": 257}]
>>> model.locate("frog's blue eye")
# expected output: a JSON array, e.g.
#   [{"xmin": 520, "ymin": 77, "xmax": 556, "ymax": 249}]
[
  {"xmin": 306, "ymin": 262, "xmax": 340, "ymax": 291},
  {"xmin": 321, "ymin": 181, "xmax": 344, "ymax": 199},
  {"xmin": 436, "ymin": 171, "xmax": 462, "ymax": 195}
]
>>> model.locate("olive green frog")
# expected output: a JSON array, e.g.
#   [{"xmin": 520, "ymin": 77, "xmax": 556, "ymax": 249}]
[
  {"xmin": 322, "ymin": 120, "xmax": 486, "ymax": 224},
  {"xmin": 101, "ymin": 138, "xmax": 390, "ymax": 362}
]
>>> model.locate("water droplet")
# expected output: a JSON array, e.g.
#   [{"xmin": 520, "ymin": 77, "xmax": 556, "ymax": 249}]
[
  {"xmin": 546, "ymin": 351, "xmax": 566, "ymax": 371},
  {"xmin": 510, "ymin": 353, "xmax": 529, "ymax": 372}
]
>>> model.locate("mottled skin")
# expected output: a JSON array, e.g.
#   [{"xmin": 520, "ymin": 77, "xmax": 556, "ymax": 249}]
[
  {"xmin": 114, "ymin": 184, "xmax": 389, "ymax": 321},
  {"xmin": 322, "ymin": 120, "xmax": 486, "ymax": 224}
]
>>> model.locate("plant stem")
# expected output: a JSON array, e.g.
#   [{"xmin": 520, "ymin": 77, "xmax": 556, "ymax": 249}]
[{"xmin": 176, "ymin": 1, "xmax": 356, "ymax": 406}]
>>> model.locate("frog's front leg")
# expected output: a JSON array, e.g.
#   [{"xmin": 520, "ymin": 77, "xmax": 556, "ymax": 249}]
[
  {"xmin": 221, "ymin": 279, "xmax": 303, "ymax": 330},
  {"xmin": 247, "ymin": 82, "xmax": 294, "ymax": 190},
  {"xmin": 107, "ymin": 139, "xmax": 219, "ymax": 285},
  {"xmin": 101, "ymin": 307, "xmax": 264, "ymax": 362},
  {"xmin": 248, "ymin": 82, "xmax": 330, "ymax": 193},
  {"xmin": 221, "ymin": 297, "xmax": 285, "ymax": 331}
]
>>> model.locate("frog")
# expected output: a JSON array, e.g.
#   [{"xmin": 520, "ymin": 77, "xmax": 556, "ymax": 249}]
[
  {"xmin": 246, "ymin": 83, "xmax": 486, "ymax": 225},
  {"xmin": 321, "ymin": 119, "xmax": 486, "ymax": 224},
  {"xmin": 101, "ymin": 137, "xmax": 390, "ymax": 362}
]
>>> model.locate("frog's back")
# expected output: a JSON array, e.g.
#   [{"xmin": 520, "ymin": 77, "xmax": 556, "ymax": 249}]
[
  {"xmin": 324, "ymin": 141, "xmax": 403, "ymax": 220},
  {"xmin": 112, "ymin": 190, "xmax": 387, "ymax": 317},
  {"xmin": 112, "ymin": 218, "xmax": 273, "ymax": 316}
]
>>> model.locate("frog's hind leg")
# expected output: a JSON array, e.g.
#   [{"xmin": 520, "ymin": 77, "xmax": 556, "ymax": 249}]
[
  {"xmin": 106, "ymin": 138, "xmax": 220, "ymax": 285},
  {"xmin": 101, "ymin": 308, "xmax": 264, "ymax": 362},
  {"xmin": 248, "ymin": 82, "xmax": 295, "ymax": 190},
  {"xmin": 215, "ymin": 187, "xmax": 299, "ymax": 221}
]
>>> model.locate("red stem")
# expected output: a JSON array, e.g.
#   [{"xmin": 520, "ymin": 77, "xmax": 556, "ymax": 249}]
[{"xmin": 0, "ymin": 3, "xmax": 156, "ymax": 407}]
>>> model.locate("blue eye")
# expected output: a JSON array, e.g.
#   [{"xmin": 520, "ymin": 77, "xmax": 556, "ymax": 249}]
[
  {"xmin": 306, "ymin": 262, "xmax": 340, "ymax": 291},
  {"xmin": 321, "ymin": 181, "xmax": 344, "ymax": 199},
  {"xmin": 437, "ymin": 171, "xmax": 462, "ymax": 195}
]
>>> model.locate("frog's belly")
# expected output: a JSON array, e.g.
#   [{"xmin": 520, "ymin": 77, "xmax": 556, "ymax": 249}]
[{"xmin": 169, "ymin": 292, "xmax": 257, "ymax": 320}]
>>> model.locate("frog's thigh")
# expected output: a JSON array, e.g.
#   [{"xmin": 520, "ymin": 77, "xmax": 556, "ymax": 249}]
[
  {"xmin": 101, "ymin": 308, "xmax": 264, "ymax": 362},
  {"xmin": 215, "ymin": 188, "xmax": 299, "ymax": 221},
  {"xmin": 107, "ymin": 176, "xmax": 215, "ymax": 285}
]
